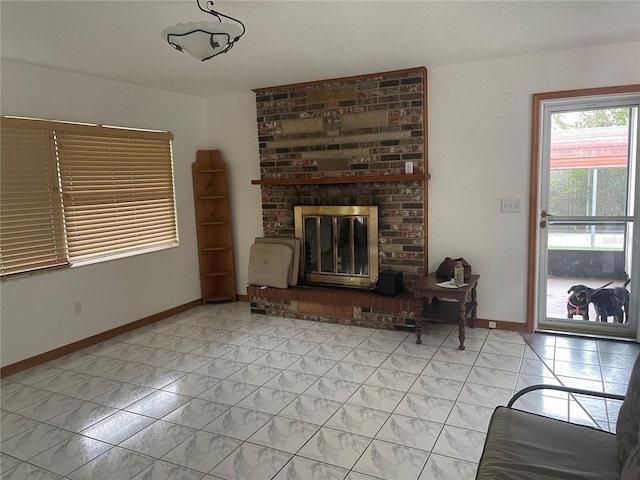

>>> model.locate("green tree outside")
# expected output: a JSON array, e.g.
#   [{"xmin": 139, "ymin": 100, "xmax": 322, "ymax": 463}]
[
  {"xmin": 575, "ymin": 108, "xmax": 629, "ymax": 128},
  {"xmin": 553, "ymin": 108, "xmax": 629, "ymax": 130}
]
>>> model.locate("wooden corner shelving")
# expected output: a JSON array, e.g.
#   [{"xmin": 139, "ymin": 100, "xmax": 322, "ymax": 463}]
[{"xmin": 192, "ymin": 150, "xmax": 236, "ymax": 303}]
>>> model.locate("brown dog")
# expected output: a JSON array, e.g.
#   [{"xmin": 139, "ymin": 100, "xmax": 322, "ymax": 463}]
[{"xmin": 567, "ymin": 282, "xmax": 612, "ymax": 321}]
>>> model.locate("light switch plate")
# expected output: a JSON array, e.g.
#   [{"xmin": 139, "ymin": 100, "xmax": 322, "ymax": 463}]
[{"xmin": 501, "ymin": 198, "xmax": 521, "ymax": 213}]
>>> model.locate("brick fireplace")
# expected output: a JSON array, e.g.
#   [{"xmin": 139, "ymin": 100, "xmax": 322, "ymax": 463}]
[{"xmin": 249, "ymin": 67, "xmax": 428, "ymax": 330}]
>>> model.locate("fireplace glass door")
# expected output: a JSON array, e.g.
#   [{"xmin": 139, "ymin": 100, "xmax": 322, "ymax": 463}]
[{"xmin": 294, "ymin": 206, "xmax": 378, "ymax": 288}]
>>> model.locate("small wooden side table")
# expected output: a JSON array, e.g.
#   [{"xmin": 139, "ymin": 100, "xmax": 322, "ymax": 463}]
[{"xmin": 413, "ymin": 273, "xmax": 480, "ymax": 350}]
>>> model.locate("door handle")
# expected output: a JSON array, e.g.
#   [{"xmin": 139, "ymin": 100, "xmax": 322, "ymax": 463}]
[{"xmin": 539, "ymin": 210, "xmax": 553, "ymax": 229}]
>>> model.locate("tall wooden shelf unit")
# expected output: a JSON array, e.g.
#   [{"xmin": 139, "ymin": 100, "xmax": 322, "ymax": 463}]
[{"xmin": 192, "ymin": 150, "xmax": 236, "ymax": 303}]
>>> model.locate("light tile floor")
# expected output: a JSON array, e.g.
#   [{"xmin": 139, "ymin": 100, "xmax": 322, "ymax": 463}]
[{"xmin": 1, "ymin": 302, "xmax": 638, "ymax": 479}]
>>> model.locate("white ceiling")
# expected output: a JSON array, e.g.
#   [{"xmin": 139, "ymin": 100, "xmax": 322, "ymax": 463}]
[{"xmin": 2, "ymin": 1, "xmax": 639, "ymax": 98}]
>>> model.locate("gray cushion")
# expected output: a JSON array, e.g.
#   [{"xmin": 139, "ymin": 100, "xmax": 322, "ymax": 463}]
[
  {"xmin": 255, "ymin": 237, "xmax": 301, "ymax": 287},
  {"xmin": 247, "ymin": 243, "xmax": 292, "ymax": 289},
  {"xmin": 622, "ymin": 443, "xmax": 640, "ymax": 480},
  {"xmin": 618, "ymin": 353, "xmax": 640, "ymax": 465},
  {"xmin": 477, "ymin": 407, "xmax": 622, "ymax": 480}
]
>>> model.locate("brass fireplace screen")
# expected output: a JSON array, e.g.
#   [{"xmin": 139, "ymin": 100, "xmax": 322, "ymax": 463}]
[{"xmin": 294, "ymin": 206, "xmax": 379, "ymax": 289}]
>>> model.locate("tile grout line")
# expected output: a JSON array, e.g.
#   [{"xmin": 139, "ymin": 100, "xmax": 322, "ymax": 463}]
[{"xmin": 521, "ymin": 334, "xmax": 606, "ymax": 430}]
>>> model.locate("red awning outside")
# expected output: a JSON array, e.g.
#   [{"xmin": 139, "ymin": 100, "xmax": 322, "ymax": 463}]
[{"xmin": 550, "ymin": 126, "xmax": 628, "ymax": 170}]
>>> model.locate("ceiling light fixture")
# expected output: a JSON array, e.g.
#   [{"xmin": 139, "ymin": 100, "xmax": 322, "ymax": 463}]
[{"xmin": 161, "ymin": 1, "xmax": 245, "ymax": 62}]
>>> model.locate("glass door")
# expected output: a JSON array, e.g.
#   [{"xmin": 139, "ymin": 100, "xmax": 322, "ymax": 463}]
[{"xmin": 537, "ymin": 95, "xmax": 639, "ymax": 339}]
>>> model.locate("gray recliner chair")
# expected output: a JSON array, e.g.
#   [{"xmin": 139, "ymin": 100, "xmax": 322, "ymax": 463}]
[{"xmin": 476, "ymin": 352, "xmax": 640, "ymax": 480}]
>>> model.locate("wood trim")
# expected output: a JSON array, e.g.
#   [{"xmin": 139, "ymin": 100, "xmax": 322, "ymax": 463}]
[
  {"xmin": 475, "ymin": 318, "xmax": 527, "ymax": 332},
  {"xmin": 236, "ymin": 294, "xmax": 250, "ymax": 302},
  {"xmin": 531, "ymin": 84, "xmax": 640, "ymax": 102},
  {"xmin": 0, "ymin": 299, "xmax": 202, "ymax": 378},
  {"xmin": 423, "ymin": 67, "xmax": 429, "ymax": 278},
  {"xmin": 527, "ymin": 84, "xmax": 640, "ymax": 334},
  {"xmin": 253, "ymin": 67, "xmax": 427, "ymax": 94},
  {"xmin": 527, "ymin": 92, "xmax": 543, "ymax": 334},
  {"xmin": 251, "ymin": 174, "xmax": 427, "ymax": 186}
]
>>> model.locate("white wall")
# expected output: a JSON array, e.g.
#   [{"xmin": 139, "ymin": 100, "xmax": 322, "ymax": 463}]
[
  {"xmin": 428, "ymin": 41, "xmax": 640, "ymax": 324},
  {"xmin": 206, "ymin": 41, "xmax": 640, "ymax": 324},
  {"xmin": 206, "ymin": 94, "xmax": 262, "ymax": 294},
  {"xmin": 0, "ymin": 60, "xmax": 209, "ymax": 366}
]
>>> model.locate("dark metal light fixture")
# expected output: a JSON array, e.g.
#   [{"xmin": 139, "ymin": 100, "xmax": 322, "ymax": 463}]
[{"xmin": 161, "ymin": 1, "xmax": 245, "ymax": 61}]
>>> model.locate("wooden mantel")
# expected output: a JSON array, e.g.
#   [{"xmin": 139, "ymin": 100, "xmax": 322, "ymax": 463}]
[{"xmin": 251, "ymin": 173, "xmax": 428, "ymax": 186}]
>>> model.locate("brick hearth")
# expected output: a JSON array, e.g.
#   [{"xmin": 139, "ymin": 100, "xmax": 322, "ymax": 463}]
[{"xmin": 248, "ymin": 285, "xmax": 418, "ymax": 332}]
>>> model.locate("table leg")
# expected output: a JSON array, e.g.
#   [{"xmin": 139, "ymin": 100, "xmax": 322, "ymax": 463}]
[
  {"xmin": 458, "ymin": 301, "xmax": 466, "ymax": 350},
  {"xmin": 415, "ymin": 318, "xmax": 423, "ymax": 344},
  {"xmin": 471, "ymin": 283, "xmax": 478, "ymax": 328}
]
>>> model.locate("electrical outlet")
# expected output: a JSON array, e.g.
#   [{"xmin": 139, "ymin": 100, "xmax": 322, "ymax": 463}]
[
  {"xmin": 500, "ymin": 198, "xmax": 521, "ymax": 213},
  {"xmin": 488, "ymin": 321, "xmax": 497, "ymax": 329},
  {"xmin": 73, "ymin": 301, "xmax": 82, "ymax": 316},
  {"xmin": 405, "ymin": 161, "xmax": 414, "ymax": 174}
]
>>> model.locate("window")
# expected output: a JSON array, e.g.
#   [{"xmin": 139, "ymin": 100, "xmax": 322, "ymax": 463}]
[{"xmin": 1, "ymin": 117, "xmax": 178, "ymax": 277}]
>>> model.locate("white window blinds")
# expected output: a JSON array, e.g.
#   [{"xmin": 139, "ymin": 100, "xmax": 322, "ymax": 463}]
[{"xmin": 0, "ymin": 117, "xmax": 177, "ymax": 277}]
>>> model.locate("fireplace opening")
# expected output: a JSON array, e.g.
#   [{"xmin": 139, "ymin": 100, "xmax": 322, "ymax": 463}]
[{"xmin": 294, "ymin": 206, "xmax": 379, "ymax": 289}]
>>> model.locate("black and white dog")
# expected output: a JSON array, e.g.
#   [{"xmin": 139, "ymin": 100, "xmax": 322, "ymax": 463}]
[
  {"xmin": 609, "ymin": 279, "xmax": 631, "ymax": 323},
  {"xmin": 590, "ymin": 288, "xmax": 624, "ymax": 323}
]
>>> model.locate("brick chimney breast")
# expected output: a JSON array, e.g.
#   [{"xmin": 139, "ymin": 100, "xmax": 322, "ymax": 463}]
[{"xmin": 253, "ymin": 68, "xmax": 427, "ymax": 290}]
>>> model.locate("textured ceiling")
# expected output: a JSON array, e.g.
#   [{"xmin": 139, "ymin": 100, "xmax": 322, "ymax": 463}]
[{"xmin": 1, "ymin": 1, "xmax": 639, "ymax": 98}]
